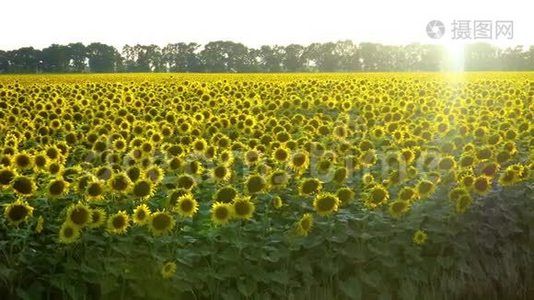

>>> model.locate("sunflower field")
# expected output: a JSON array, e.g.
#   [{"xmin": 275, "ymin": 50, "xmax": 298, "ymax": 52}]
[{"xmin": 0, "ymin": 73, "xmax": 533, "ymax": 299}]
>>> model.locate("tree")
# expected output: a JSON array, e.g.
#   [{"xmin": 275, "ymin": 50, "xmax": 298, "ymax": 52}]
[
  {"xmin": 1, "ymin": 40, "xmax": 534, "ymax": 73},
  {"xmin": 200, "ymin": 41, "xmax": 228, "ymax": 72},
  {"xmin": 198, "ymin": 41, "xmax": 256, "ymax": 72},
  {"xmin": 464, "ymin": 43, "xmax": 500, "ymax": 71},
  {"xmin": 67, "ymin": 43, "xmax": 87, "ymax": 72},
  {"xmin": 226, "ymin": 42, "xmax": 255, "ymax": 72},
  {"xmin": 86, "ymin": 43, "xmax": 121, "ymax": 73},
  {"xmin": 335, "ymin": 40, "xmax": 361, "ymax": 72},
  {"xmin": 283, "ymin": 44, "xmax": 305, "ymax": 72},
  {"xmin": 258, "ymin": 45, "xmax": 284, "ymax": 72},
  {"xmin": 41, "ymin": 44, "xmax": 70, "ymax": 73},
  {"xmin": 0, "ymin": 50, "xmax": 9, "ymax": 73},
  {"xmin": 500, "ymin": 46, "xmax": 528, "ymax": 71},
  {"xmin": 162, "ymin": 42, "xmax": 199, "ymax": 72},
  {"xmin": 122, "ymin": 45, "xmax": 137, "ymax": 72},
  {"xmin": 7, "ymin": 47, "xmax": 41, "ymax": 73},
  {"xmin": 358, "ymin": 43, "xmax": 380, "ymax": 71},
  {"xmin": 527, "ymin": 46, "xmax": 534, "ymax": 71}
]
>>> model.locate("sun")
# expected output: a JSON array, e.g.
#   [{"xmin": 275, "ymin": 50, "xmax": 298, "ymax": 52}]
[{"xmin": 444, "ymin": 42, "xmax": 465, "ymax": 72}]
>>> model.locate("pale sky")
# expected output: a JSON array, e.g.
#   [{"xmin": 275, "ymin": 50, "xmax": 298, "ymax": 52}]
[{"xmin": 0, "ymin": 0, "xmax": 531, "ymax": 50}]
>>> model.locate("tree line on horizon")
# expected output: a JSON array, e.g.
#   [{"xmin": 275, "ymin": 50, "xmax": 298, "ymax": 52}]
[{"xmin": 1, "ymin": 41, "xmax": 533, "ymax": 73}]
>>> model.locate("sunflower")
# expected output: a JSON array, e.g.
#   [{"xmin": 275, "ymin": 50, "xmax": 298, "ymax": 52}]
[
  {"xmin": 232, "ymin": 196, "xmax": 255, "ymax": 220},
  {"xmin": 126, "ymin": 165, "xmax": 142, "ymax": 182},
  {"xmin": 176, "ymin": 174, "xmax": 196, "ymax": 190},
  {"xmin": 438, "ymin": 156, "xmax": 456, "ymax": 171},
  {"xmin": 245, "ymin": 174, "xmax": 266, "ymax": 194},
  {"xmin": 275, "ymin": 130, "xmax": 291, "ymax": 143},
  {"xmin": 362, "ymin": 173, "xmax": 374, "ymax": 185},
  {"xmin": 360, "ymin": 149, "xmax": 377, "ymax": 167},
  {"xmin": 192, "ymin": 138, "xmax": 207, "ymax": 153},
  {"xmin": 133, "ymin": 204, "xmax": 151, "ymax": 225},
  {"xmin": 219, "ymin": 150, "xmax": 235, "ymax": 165},
  {"xmin": 35, "ymin": 215, "xmax": 44, "ymax": 233},
  {"xmin": 365, "ymin": 184, "xmax": 389, "ymax": 208},
  {"xmin": 13, "ymin": 152, "xmax": 33, "ymax": 170},
  {"xmin": 107, "ymin": 210, "xmax": 130, "ymax": 234},
  {"xmin": 511, "ymin": 164, "xmax": 528, "ymax": 180},
  {"xmin": 145, "ymin": 165, "xmax": 164, "ymax": 185},
  {"xmin": 333, "ymin": 167, "xmax": 348, "ymax": 183},
  {"xmin": 0, "ymin": 167, "xmax": 17, "ymax": 186},
  {"xmin": 211, "ymin": 202, "xmax": 233, "ymax": 225},
  {"xmin": 480, "ymin": 161, "xmax": 499, "ymax": 178},
  {"xmin": 416, "ymin": 179, "xmax": 435, "ymax": 198},
  {"xmin": 148, "ymin": 211, "xmax": 176, "ymax": 236},
  {"xmin": 58, "ymin": 222, "xmax": 81, "ymax": 244},
  {"xmin": 75, "ymin": 174, "xmax": 93, "ymax": 193},
  {"xmin": 476, "ymin": 146, "xmax": 493, "ymax": 161},
  {"xmin": 4, "ymin": 199, "xmax": 34, "ymax": 226},
  {"xmin": 388, "ymin": 200, "xmax": 411, "ymax": 218},
  {"xmin": 112, "ymin": 137, "xmax": 128, "ymax": 152},
  {"xmin": 93, "ymin": 165, "xmax": 112, "ymax": 181},
  {"xmin": 0, "ymin": 155, "xmax": 11, "ymax": 168},
  {"xmin": 268, "ymin": 169, "xmax": 289, "ymax": 188},
  {"xmin": 333, "ymin": 124, "xmax": 348, "ymax": 139},
  {"xmin": 47, "ymin": 162, "xmax": 63, "ymax": 175},
  {"xmin": 244, "ymin": 149, "xmax": 261, "ymax": 166},
  {"xmin": 427, "ymin": 172, "xmax": 442, "ymax": 184},
  {"xmin": 413, "ymin": 230, "xmax": 427, "ymax": 245},
  {"xmin": 455, "ymin": 194, "xmax": 473, "ymax": 214},
  {"xmin": 448, "ymin": 187, "xmax": 469, "ymax": 202},
  {"xmin": 498, "ymin": 167, "xmax": 518, "ymax": 186},
  {"xmin": 161, "ymin": 261, "xmax": 177, "ymax": 279},
  {"xmin": 496, "ymin": 150, "xmax": 511, "ymax": 164},
  {"xmin": 316, "ymin": 158, "xmax": 332, "ymax": 174},
  {"xmin": 289, "ymin": 151, "xmax": 310, "ymax": 173},
  {"xmin": 272, "ymin": 146, "xmax": 290, "ymax": 163},
  {"xmin": 214, "ymin": 186, "xmax": 238, "ymax": 203},
  {"xmin": 211, "ymin": 164, "xmax": 232, "ymax": 182},
  {"xmin": 167, "ymin": 156, "xmax": 183, "ymax": 171},
  {"xmin": 85, "ymin": 179, "xmax": 106, "ymax": 201},
  {"xmin": 421, "ymin": 152, "xmax": 439, "ymax": 171},
  {"xmin": 66, "ymin": 202, "xmax": 92, "ymax": 228},
  {"xmin": 175, "ymin": 194, "xmax": 199, "ymax": 218},
  {"xmin": 272, "ymin": 196, "xmax": 283, "ymax": 209},
  {"xmin": 132, "ymin": 179, "xmax": 154, "ymax": 199},
  {"xmin": 407, "ymin": 166, "xmax": 418, "ymax": 178},
  {"xmin": 11, "ymin": 175, "xmax": 36, "ymax": 196},
  {"xmin": 385, "ymin": 152, "xmax": 400, "ymax": 168},
  {"xmin": 108, "ymin": 172, "xmax": 132, "ymax": 194},
  {"xmin": 62, "ymin": 166, "xmax": 81, "ymax": 183},
  {"xmin": 164, "ymin": 188, "xmax": 185, "ymax": 207},
  {"xmin": 313, "ymin": 193, "xmax": 341, "ymax": 216},
  {"xmin": 400, "ymin": 148, "xmax": 416, "ymax": 164},
  {"xmin": 398, "ymin": 186, "xmax": 418, "ymax": 202},
  {"xmin": 295, "ymin": 213, "xmax": 313, "ymax": 236},
  {"xmin": 336, "ymin": 187, "xmax": 354, "ymax": 205},
  {"xmin": 88, "ymin": 208, "xmax": 107, "ymax": 228},
  {"xmin": 140, "ymin": 141, "xmax": 155, "ymax": 155},
  {"xmin": 299, "ymin": 178, "xmax": 322, "ymax": 195},
  {"xmin": 47, "ymin": 178, "xmax": 69, "ymax": 198},
  {"xmin": 472, "ymin": 176, "xmax": 492, "ymax": 195},
  {"xmin": 459, "ymin": 174, "xmax": 475, "ymax": 188}
]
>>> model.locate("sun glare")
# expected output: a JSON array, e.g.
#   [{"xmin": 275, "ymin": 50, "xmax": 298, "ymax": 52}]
[{"xmin": 444, "ymin": 42, "xmax": 465, "ymax": 72}]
